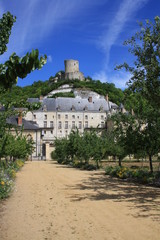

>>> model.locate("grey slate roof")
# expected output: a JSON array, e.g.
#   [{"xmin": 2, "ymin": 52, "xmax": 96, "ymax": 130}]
[
  {"xmin": 7, "ymin": 116, "xmax": 40, "ymax": 130},
  {"xmin": 27, "ymin": 98, "xmax": 40, "ymax": 103},
  {"xmin": 31, "ymin": 97, "xmax": 118, "ymax": 112}
]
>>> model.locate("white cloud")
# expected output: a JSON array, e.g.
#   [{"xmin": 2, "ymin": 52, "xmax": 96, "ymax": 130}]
[
  {"xmin": 92, "ymin": 70, "xmax": 130, "ymax": 89},
  {"xmin": 93, "ymin": 0, "xmax": 148, "ymax": 89},
  {"xmin": 47, "ymin": 55, "xmax": 53, "ymax": 63},
  {"xmin": 109, "ymin": 71, "xmax": 131, "ymax": 89},
  {"xmin": 92, "ymin": 71, "xmax": 108, "ymax": 83},
  {"xmin": 98, "ymin": 0, "xmax": 149, "ymax": 67},
  {"xmin": 1, "ymin": 0, "xmax": 106, "ymax": 61}
]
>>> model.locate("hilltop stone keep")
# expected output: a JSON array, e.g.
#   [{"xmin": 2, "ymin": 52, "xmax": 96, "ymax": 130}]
[{"xmin": 64, "ymin": 59, "xmax": 85, "ymax": 81}]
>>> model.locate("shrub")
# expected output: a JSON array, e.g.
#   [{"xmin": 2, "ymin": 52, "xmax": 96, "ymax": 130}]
[
  {"xmin": 105, "ymin": 166, "xmax": 113, "ymax": 175},
  {"xmin": 0, "ymin": 159, "xmax": 25, "ymax": 199},
  {"xmin": 105, "ymin": 165, "xmax": 159, "ymax": 185},
  {"xmin": 0, "ymin": 171, "xmax": 13, "ymax": 199}
]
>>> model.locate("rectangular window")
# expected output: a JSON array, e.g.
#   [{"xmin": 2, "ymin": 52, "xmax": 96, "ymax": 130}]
[
  {"xmin": 101, "ymin": 122, "xmax": 105, "ymax": 128},
  {"xmin": 44, "ymin": 114, "xmax": 47, "ymax": 120},
  {"xmin": 44, "ymin": 130, "xmax": 46, "ymax": 134},
  {"xmin": 51, "ymin": 130, "xmax": 53, "ymax": 134},
  {"xmin": 58, "ymin": 114, "xmax": 61, "ymax": 119},
  {"xmin": 65, "ymin": 121, "xmax": 68, "ymax": 129},
  {"xmin": 50, "ymin": 121, "xmax": 54, "ymax": 128},
  {"xmin": 85, "ymin": 115, "xmax": 88, "ymax": 120},
  {"xmin": 85, "ymin": 121, "xmax": 88, "ymax": 128},
  {"xmin": 65, "ymin": 114, "xmax": 68, "ymax": 119},
  {"xmin": 44, "ymin": 121, "xmax": 47, "ymax": 128},
  {"xmin": 79, "ymin": 121, "xmax": 82, "ymax": 129},
  {"xmin": 72, "ymin": 121, "xmax": 75, "ymax": 129},
  {"xmin": 58, "ymin": 121, "xmax": 62, "ymax": 129}
]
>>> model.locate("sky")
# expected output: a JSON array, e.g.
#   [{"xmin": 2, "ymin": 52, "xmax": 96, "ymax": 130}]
[{"xmin": 0, "ymin": 0, "xmax": 159, "ymax": 89}]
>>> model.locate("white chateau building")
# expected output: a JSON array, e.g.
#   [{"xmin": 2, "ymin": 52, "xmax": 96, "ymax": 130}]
[
  {"xmin": 6, "ymin": 59, "xmax": 121, "ymax": 160},
  {"xmin": 23, "ymin": 89, "xmax": 118, "ymax": 160}
]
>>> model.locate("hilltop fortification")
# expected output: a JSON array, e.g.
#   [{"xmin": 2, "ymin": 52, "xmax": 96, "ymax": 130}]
[
  {"xmin": 64, "ymin": 59, "xmax": 84, "ymax": 81},
  {"xmin": 52, "ymin": 59, "xmax": 85, "ymax": 82}
]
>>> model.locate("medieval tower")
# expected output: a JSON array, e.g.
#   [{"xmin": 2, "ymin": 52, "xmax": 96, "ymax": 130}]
[{"xmin": 64, "ymin": 59, "xmax": 84, "ymax": 81}]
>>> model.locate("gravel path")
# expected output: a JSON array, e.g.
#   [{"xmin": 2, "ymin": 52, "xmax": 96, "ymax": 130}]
[{"xmin": 0, "ymin": 161, "xmax": 160, "ymax": 240}]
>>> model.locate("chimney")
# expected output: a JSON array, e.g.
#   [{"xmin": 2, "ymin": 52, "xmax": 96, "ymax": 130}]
[
  {"xmin": 105, "ymin": 94, "xmax": 109, "ymax": 101},
  {"xmin": 18, "ymin": 112, "xmax": 22, "ymax": 126},
  {"xmin": 88, "ymin": 96, "xmax": 92, "ymax": 102}
]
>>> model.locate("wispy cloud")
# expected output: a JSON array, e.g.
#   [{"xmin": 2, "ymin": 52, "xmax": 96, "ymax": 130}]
[
  {"xmin": 92, "ymin": 70, "xmax": 130, "ymax": 89},
  {"xmin": 93, "ymin": 71, "xmax": 108, "ymax": 83},
  {"xmin": 94, "ymin": 0, "xmax": 149, "ymax": 88},
  {"xmin": 98, "ymin": 0, "xmax": 149, "ymax": 66},
  {"xmin": 1, "ymin": 0, "xmax": 105, "ymax": 61},
  {"xmin": 47, "ymin": 55, "xmax": 53, "ymax": 63}
]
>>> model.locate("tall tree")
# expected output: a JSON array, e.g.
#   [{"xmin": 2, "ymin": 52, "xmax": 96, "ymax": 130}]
[
  {"xmin": 115, "ymin": 17, "xmax": 160, "ymax": 172},
  {"xmin": 0, "ymin": 12, "xmax": 47, "ymax": 91},
  {"xmin": 117, "ymin": 16, "xmax": 160, "ymax": 108},
  {"xmin": 0, "ymin": 11, "xmax": 47, "ymax": 159}
]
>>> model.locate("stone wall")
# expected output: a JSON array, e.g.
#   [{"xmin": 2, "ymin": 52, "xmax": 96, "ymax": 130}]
[
  {"xmin": 64, "ymin": 59, "xmax": 79, "ymax": 73},
  {"xmin": 64, "ymin": 59, "xmax": 85, "ymax": 81}
]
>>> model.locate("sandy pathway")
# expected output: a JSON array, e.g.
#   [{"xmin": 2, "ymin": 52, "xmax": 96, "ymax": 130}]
[{"xmin": 0, "ymin": 161, "xmax": 160, "ymax": 240}]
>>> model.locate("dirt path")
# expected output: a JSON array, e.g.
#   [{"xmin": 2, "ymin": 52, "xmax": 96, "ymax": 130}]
[{"xmin": 0, "ymin": 161, "xmax": 160, "ymax": 240}]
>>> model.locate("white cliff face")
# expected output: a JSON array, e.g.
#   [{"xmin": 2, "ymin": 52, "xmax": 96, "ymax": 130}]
[{"xmin": 45, "ymin": 85, "xmax": 73, "ymax": 98}]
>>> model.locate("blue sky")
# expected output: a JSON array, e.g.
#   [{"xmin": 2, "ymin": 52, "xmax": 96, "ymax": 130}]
[{"xmin": 0, "ymin": 0, "xmax": 159, "ymax": 89}]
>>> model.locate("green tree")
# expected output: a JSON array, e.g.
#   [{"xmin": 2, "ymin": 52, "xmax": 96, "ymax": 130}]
[
  {"xmin": 0, "ymin": 11, "xmax": 47, "ymax": 160},
  {"xmin": 52, "ymin": 138, "xmax": 69, "ymax": 163},
  {"xmin": 91, "ymin": 133, "xmax": 106, "ymax": 168},
  {"xmin": 116, "ymin": 16, "xmax": 160, "ymax": 172},
  {"xmin": 81, "ymin": 131, "xmax": 94, "ymax": 164},
  {"xmin": 0, "ymin": 12, "xmax": 47, "ymax": 91}
]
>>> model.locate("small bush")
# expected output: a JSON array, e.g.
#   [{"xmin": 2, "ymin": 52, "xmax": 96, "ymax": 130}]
[
  {"xmin": 105, "ymin": 165, "xmax": 159, "ymax": 185},
  {"xmin": 0, "ymin": 159, "xmax": 25, "ymax": 199},
  {"xmin": 105, "ymin": 166, "xmax": 113, "ymax": 175},
  {"xmin": 0, "ymin": 171, "xmax": 13, "ymax": 199}
]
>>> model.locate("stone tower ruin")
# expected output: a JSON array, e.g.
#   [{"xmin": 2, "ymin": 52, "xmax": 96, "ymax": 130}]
[{"xmin": 64, "ymin": 59, "xmax": 84, "ymax": 81}]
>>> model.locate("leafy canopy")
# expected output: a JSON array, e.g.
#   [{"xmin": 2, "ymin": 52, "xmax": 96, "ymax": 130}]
[
  {"xmin": 115, "ymin": 16, "xmax": 160, "ymax": 172},
  {"xmin": 0, "ymin": 12, "xmax": 47, "ymax": 91}
]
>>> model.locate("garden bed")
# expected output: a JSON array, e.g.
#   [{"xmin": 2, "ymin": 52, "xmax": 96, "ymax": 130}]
[
  {"xmin": 105, "ymin": 165, "xmax": 160, "ymax": 187},
  {"xmin": 0, "ymin": 160, "xmax": 25, "ymax": 199}
]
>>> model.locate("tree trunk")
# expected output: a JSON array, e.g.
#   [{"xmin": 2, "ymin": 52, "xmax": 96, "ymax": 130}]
[
  {"xmin": 96, "ymin": 160, "xmax": 99, "ymax": 169},
  {"xmin": 118, "ymin": 157, "xmax": 122, "ymax": 167},
  {"xmin": 149, "ymin": 154, "xmax": 153, "ymax": 173}
]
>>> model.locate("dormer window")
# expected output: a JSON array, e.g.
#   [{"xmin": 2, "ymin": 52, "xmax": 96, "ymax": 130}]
[
  {"xmin": 71, "ymin": 105, "xmax": 75, "ymax": 111},
  {"xmin": 43, "ymin": 105, "xmax": 47, "ymax": 112},
  {"xmin": 99, "ymin": 105, "xmax": 103, "ymax": 112},
  {"xmin": 57, "ymin": 105, "xmax": 61, "ymax": 111},
  {"xmin": 84, "ymin": 106, "xmax": 88, "ymax": 111}
]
